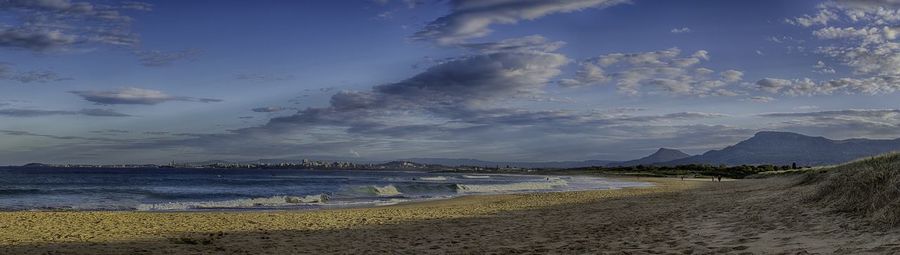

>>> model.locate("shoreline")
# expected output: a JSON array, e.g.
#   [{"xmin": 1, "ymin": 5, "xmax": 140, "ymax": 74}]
[
  {"xmin": 0, "ymin": 177, "xmax": 690, "ymax": 247},
  {"xmin": 0, "ymin": 174, "xmax": 652, "ymax": 213},
  {"xmin": 3, "ymin": 177, "xmax": 894, "ymax": 254}
]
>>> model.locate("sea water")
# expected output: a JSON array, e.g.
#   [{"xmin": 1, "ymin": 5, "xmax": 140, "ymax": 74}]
[{"xmin": 0, "ymin": 167, "xmax": 651, "ymax": 211}]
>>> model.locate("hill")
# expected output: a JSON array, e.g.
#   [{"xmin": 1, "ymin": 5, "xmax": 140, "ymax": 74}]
[
  {"xmin": 662, "ymin": 131, "xmax": 900, "ymax": 166},
  {"xmin": 608, "ymin": 148, "xmax": 691, "ymax": 167}
]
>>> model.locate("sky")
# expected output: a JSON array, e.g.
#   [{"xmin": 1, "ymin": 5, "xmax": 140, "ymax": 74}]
[{"xmin": 2, "ymin": 0, "xmax": 900, "ymax": 164}]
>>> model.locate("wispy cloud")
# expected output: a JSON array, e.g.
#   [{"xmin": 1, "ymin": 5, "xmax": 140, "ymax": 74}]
[
  {"xmin": 0, "ymin": 108, "xmax": 130, "ymax": 117},
  {"xmin": 136, "ymin": 49, "xmax": 202, "ymax": 67}
]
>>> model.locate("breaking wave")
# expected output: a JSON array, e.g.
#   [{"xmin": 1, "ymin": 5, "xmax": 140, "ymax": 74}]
[{"xmin": 136, "ymin": 194, "xmax": 330, "ymax": 211}]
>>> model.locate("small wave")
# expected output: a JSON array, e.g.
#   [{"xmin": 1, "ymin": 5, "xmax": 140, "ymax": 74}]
[
  {"xmin": 136, "ymin": 194, "xmax": 330, "ymax": 211},
  {"xmin": 456, "ymin": 179, "xmax": 568, "ymax": 194},
  {"xmin": 461, "ymin": 175, "xmax": 491, "ymax": 179}
]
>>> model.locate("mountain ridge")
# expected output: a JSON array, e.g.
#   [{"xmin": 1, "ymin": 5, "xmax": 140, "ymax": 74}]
[{"xmin": 660, "ymin": 131, "xmax": 900, "ymax": 166}]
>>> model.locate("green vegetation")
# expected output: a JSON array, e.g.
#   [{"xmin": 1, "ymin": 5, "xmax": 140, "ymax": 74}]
[
  {"xmin": 799, "ymin": 152, "xmax": 900, "ymax": 227},
  {"xmin": 544, "ymin": 164, "xmax": 804, "ymax": 179}
]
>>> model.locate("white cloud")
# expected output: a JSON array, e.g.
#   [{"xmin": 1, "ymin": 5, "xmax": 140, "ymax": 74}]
[
  {"xmin": 0, "ymin": 0, "xmax": 151, "ymax": 51},
  {"xmin": 813, "ymin": 60, "xmax": 836, "ymax": 74},
  {"xmin": 561, "ymin": 48, "xmax": 744, "ymax": 97},
  {"xmin": 670, "ymin": 27, "xmax": 692, "ymax": 34},
  {"xmin": 774, "ymin": 1, "xmax": 900, "ymax": 96},
  {"xmin": 720, "ymin": 70, "xmax": 744, "ymax": 82},
  {"xmin": 786, "ymin": 6, "xmax": 838, "ymax": 27},
  {"xmin": 755, "ymin": 76, "xmax": 900, "ymax": 95},
  {"xmin": 755, "ymin": 78, "xmax": 795, "ymax": 94}
]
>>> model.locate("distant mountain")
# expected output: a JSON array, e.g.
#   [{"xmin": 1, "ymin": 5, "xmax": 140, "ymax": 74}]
[
  {"xmin": 21, "ymin": 163, "xmax": 51, "ymax": 168},
  {"xmin": 609, "ymin": 148, "xmax": 691, "ymax": 167},
  {"xmin": 662, "ymin": 131, "xmax": 900, "ymax": 166},
  {"xmin": 399, "ymin": 158, "xmax": 615, "ymax": 169}
]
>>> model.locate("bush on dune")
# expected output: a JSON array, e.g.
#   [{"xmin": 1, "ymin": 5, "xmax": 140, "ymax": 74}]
[{"xmin": 803, "ymin": 152, "xmax": 900, "ymax": 226}]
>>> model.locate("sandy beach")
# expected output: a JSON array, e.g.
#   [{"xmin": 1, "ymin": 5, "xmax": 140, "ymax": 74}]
[{"xmin": 1, "ymin": 177, "xmax": 898, "ymax": 254}]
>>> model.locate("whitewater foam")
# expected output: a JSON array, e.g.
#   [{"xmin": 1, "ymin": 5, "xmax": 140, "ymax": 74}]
[
  {"xmin": 455, "ymin": 179, "xmax": 568, "ymax": 193},
  {"xmin": 136, "ymin": 194, "xmax": 330, "ymax": 211},
  {"xmin": 418, "ymin": 176, "xmax": 448, "ymax": 181}
]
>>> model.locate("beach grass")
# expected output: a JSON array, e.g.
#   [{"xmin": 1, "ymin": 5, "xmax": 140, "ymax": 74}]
[{"xmin": 799, "ymin": 152, "xmax": 900, "ymax": 227}]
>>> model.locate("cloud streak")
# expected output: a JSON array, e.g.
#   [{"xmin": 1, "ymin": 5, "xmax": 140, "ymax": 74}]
[
  {"xmin": 69, "ymin": 87, "xmax": 223, "ymax": 105},
  {"xmin": 413, "ymin": 0, "xmax": 629, "ymax": 45},
  {"xmin": 252, "ymin": 107, "xmax": 285, "ymax": 113},
  {"xmin": 0, "ymin": 64, "xmax": 68, "ymax": 83}
]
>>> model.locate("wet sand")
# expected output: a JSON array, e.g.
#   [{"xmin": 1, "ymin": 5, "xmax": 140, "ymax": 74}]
[{"xmin": 1, "ymin": 177, "xmax": 898, "ymax": 254}]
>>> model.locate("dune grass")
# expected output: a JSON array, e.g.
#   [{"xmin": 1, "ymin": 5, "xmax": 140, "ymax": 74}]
[{"xmin": 800, "ymin": 152, "xmax": 900, "ymax": 226}]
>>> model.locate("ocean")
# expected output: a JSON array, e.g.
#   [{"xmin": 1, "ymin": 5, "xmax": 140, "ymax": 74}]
[{"xmin": 0, "ymin": 167, "xmax": 651, "ymax": 211}]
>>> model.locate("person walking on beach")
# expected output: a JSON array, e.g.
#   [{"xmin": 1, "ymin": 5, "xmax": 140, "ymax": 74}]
[{"xmin": 717, "ymin": 176, "xmax": 722, "ymax": 182}]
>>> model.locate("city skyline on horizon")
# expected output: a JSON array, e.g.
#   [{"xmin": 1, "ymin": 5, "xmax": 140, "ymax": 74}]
[{"xmin": 3, "ymin": 0, "xmax": 900, "ymax": 164}]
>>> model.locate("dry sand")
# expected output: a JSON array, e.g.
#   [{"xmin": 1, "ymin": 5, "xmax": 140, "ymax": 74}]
[{"xmin": 0, "ymin": 177, "xmax": 898, "ymax": 254}]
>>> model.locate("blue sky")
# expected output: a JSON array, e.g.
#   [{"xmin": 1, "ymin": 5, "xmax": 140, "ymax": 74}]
[{"xmin": 2, "ymin": 0, "xmax": 900, "ymax": 164}]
